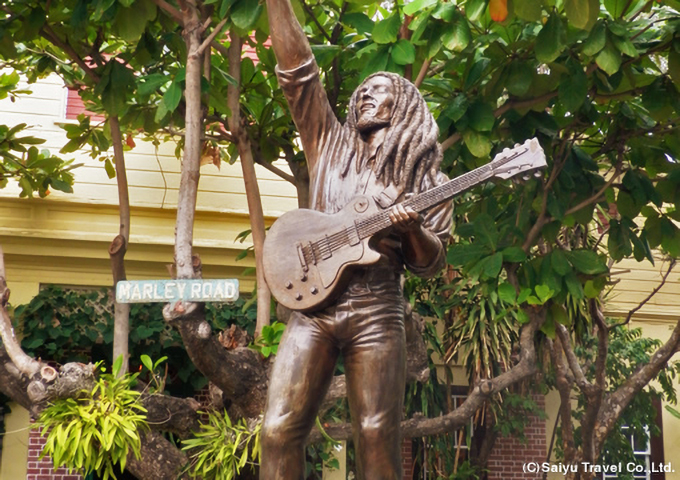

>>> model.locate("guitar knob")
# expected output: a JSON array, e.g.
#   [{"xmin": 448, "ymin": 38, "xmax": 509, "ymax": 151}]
[
  {"xmin": 295, "ymin": 293, "xmax": 303, "ymax": 301},
  {"xmin": 301, "ymin": 274, "xmax": 308, "ymax": 282},
  {"xmin": 310, "ymin": 286, "xmax": 318, "ymax": 295},
  {"xmin": 285, "ymin": 281, "xmax": 293, "ymax": 289}
]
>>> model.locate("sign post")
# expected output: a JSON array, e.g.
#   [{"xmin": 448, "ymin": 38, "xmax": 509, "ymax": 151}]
[{"xmin": 116, "ymin": 279, "xmax": 239, "ymax": 304}]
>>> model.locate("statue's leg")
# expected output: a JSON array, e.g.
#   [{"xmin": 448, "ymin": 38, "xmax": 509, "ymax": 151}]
[
  {"xmin": 343, "ymin": 290, "xmax": 406, "ymax": 480},
  {"xmin": 260, "ymin": 311, "xmax": 339, "ymax": 480}
]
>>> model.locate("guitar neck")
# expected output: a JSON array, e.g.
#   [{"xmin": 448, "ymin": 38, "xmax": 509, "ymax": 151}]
[{"xmin": 355, "ymin": 163, "xmax": 494, "ymax": 239}]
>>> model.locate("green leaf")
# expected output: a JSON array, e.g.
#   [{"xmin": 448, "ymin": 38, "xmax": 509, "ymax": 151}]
[
  {"xmin": 514, "ymin": 0, "xmax": 542, "ymax": 22},
  {"xmin": 535, "ymin": 284, "xmax": 555, "ymax": 303},
  {"xmin": 565, "ymin": 0, "xmax": 596, "ymax": 30},
  {"xmin": 465, "ymin": 0, "xmax": 489, "ymax": 22},
  {"xmin": 140, "ymin": 354, "xmax": 154, "ymax": 372},
  {"xmin": 604, "ymin": 0, "xmax": 630, "ymax": 17},
  {"xmin": 584, "ymin": 279, "xmax": 601, "ymax": 298},
  {"xmin": 163, "ymin": 81, "xmax": 182, "ymax": 112},
  {"xmin": 535, "ymin": 13, "xmax": 565, "ymax": 64},
  {"xmin": 502, "ymin": 246, "xmax": 526, "ymax": 263},
  {"xmin": 596, "ymin": 40, "xmax": 622, "ymax": 76},
  {"xmin": 668, "ymin": 47, "xmax": 680, "ymax": 88},
  {"xmin": 565, "ymin": 250, "xmax": 608, "ymax": 275},
  {"xmin": 564, "ymin": 272, "xmax": 584, "ymax": 299},
  {"xmin": 391, "ymin": 39, "xmax": 416, "ymax": 65},
  {"xmin": 104, "ymin": 158, "xmax": 116, "ymax": 179},
  {"xmin": 558, "ymin": 67, "xmax": 588, "ymax": 111},
  {"xmin": 138, "ymin": 74, "xmax": 170, "ymax": 96},
  {"xmin": 482, "ymin": 252, "xmax": 503, "ymax": 278},
  {"xmin": 463, "ymin": 129, "xmax": 492, "ymax": 157},
  {"xmin": 447, "ymin": 244, "xmax": 490, "ymax": 266},
  {"xmin": 506, "ymin": 61, "xmax": 533, "ymax": 97},
  {"xmin": 551, "ymin": 250, "xmax": 571, "ymax": 276},
  {"xmin": 404, "ymin": 0, "xmax": 438, "ymax": 15},
  {"xmin": 344, "ymin": 12, "xmax": 374, "ymax": 35},
  {"xmin": 360, "ymin": 46, "xmax": 390, "ymax": 79},
  {"xmin": 232, "ymin": 0, "xmax": 263, "ymax": 30},
  {"xmin": 611, "ymin": 32, "xmax": 638, "ymax": 58},
  {"xmin": 442, "ymin": 13, "xmax": 472, "ymax": 52},
  {"xmin": 582, "ymin": 21, "xmax": 606, "ymax": 56},
  {"xmin": 473, "ymin": 214, "xmax": 500, "ymax": 250},
  {"xmin": 372, "ymin": 13, "xmax": 401, "ymax": 44},
  {"xmin": 468, "ymin": 101, "xmax": 495, "ymax": 132},
  {"xmin": 550, "ymin": 303, "xmax": 570, "ymax": 326},
  {"xmin": 432, "ymin": 2, "xmax": 457, "ymax": 22},
  {"xmin": 113, "ymin": 1, "xmax": 157, "ymax": 42},
  {"xmin": 498, "ymin": 282, "xmax": 517, "ymax": 304}
]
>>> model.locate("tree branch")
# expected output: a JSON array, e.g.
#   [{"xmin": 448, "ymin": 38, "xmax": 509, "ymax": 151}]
[
  {"xmin": 414, "ymin": 58, "xmax": 431, "ymax": 89},
  {"xmin": 162, "ymin": 301, "xmax": 269, "ymax": 418},
  {"xmin": 227, "ymin": 32, "xmax": 271, "ymax": 336},
  {"xmin": 194, "ymin": 17, "xmax": 228, "ymax": 58},
  {"xmin": 149, "ymin": 0, "xmax": 185, "ymax": 24},
  {"xmin": 610, "ymin": 259, "xmax": 677, "ymax": 329},
  {"xmin": 313, "ymin": 309, "xmax": 544, "ymax": 441},
  {"xmin": 555, "ymin": 324, "xmax": 592, "ymax": 393},
  {"xmin": 40, "ymin": 25, "xmax": 100, "ymax": 83},
  {"xmin": 548, "ymin": 337, "xmax": 576, "ymax": 463},
  {"xmin": 0, "ymin": 246, "xmax": 41, "ymax": 378}
]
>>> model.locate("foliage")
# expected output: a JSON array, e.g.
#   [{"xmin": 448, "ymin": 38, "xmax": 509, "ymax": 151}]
[
  {"xmin": 0, "ymin": 71, "xmax": 77, "ymax": 196},
  {"xmin": 37, "ymin": 359, "xmax": 148, "ymax": 480},
  {"xmin": 181, "ymin": 410, "xmax": 261, "ymax": 480},
  {"xmin": 12, "ymin": 286, "xmax": 257, "ymax": 395},
  {"xmin": 249, "ymin": 321, "xmax": 285, "ymax": 358}
]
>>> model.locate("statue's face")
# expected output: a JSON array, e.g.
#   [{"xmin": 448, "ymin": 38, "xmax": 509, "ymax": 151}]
[{"xmin": 355, "ymin": 75, "xmax": 395, "ymax": 132}]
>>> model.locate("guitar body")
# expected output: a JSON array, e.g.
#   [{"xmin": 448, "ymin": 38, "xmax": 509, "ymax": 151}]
[{"xmin": 263, "ymin": 196, "xmax": 382, "ymax": 312}]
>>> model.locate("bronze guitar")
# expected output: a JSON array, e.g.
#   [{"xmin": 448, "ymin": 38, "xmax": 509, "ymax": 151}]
[{"xmin": 263, "ymin": 138, "xmax": 546, "ymax": 312}]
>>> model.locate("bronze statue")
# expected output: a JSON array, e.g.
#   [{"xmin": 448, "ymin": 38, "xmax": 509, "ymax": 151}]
[{"xmin": 261, "ymin": 1, "xmax": 452, "ymax": 478}]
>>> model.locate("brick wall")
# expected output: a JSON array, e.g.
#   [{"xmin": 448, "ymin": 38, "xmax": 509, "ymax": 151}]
[
  {"xmin": 486, "ymin": 393, "xmax": 547, "ymax": 480},
  {"xmin": 402, "ymin": 439, "xmax": 414, "ymax": 480},
  {"xmin": 27, "ymin": 426, "xmax": 82, "ymax": 480}
]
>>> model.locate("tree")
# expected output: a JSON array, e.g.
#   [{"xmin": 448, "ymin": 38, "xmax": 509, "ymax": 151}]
[{"xmin": 1, "ymin": 0, "xmax": 680, "ymax": 479}]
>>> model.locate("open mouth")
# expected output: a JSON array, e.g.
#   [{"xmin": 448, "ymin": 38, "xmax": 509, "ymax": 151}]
[{"xmin": 360, "ymin": 103, "xmax": 375, "ymax": 112}]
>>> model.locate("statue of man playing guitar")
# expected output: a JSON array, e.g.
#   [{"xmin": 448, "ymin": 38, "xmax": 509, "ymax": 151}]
[{"xmin": 261, "ymin": 1, "xmax": 453, "ymax": 478}]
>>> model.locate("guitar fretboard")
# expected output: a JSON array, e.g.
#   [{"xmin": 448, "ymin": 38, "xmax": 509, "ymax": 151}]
[
  {"xmin": 354, "ymin": 163, "xmax": 494, "ymax": 240},
  {"xmin": 299, "ymin": 145, "xmax": 536, "ymax": 266}
]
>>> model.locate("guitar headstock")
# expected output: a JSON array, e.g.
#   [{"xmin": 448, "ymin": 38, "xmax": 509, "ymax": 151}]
[{"xmin": 490, "ymin": 138, "xmax": 547, "ymax": 181}]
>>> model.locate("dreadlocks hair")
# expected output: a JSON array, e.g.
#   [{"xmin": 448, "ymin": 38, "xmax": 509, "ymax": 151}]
[{"xmin": 341, "ymin": 72, "xmax": 442, "ymax": 194}]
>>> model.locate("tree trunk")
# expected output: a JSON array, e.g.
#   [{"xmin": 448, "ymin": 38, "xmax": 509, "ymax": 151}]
[
  {"xmin": 109, "ymin": 115, "xmax": 131, "ymax": 374},
  {"xmin": 227, "ymin": 32, "xmax": 271, "ymax": 337},
  {"xmin": 175, "ymin": 4, "xmax": 203, "ymax": 280}
]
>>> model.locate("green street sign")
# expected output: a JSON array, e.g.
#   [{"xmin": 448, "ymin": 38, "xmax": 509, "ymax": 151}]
[{"xmin": 116, "ymin": 279, "xmax": 239, "ymax": 304}]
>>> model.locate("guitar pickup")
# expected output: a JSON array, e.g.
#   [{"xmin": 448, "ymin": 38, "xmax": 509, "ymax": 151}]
[
  {"xmin": 296, "ymin": 243, "xmax": 309, "ymax": 272},
  {"xmin": 348, "ymin": 223, "xmax": 360, "ymax": 246}
]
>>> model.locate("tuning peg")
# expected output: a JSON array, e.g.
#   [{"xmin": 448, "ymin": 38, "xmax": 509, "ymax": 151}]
[
  {"xmin": 522, "ymin": 174, "xmax": 531, "ymax": 181},
  {"xmin": 515, "ymin": 143, "xmax": 520, "ymax": 148},
  {"xmin": 534, "ymin": 171, "xmax": 542, "ymax": 178}
]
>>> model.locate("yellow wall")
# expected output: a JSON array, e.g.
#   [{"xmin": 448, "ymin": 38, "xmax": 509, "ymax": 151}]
[{"xmin": 0, "ymin": 404, "xmax": 30, "ymax": 480}]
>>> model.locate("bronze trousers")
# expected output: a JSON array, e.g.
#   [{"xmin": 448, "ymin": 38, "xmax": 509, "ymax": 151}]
[{"xmin": 260, "ymin": 270, "xmax": 406, "ymax": 480}]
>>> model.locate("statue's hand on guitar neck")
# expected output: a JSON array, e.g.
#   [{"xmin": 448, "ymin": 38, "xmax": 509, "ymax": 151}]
[{"xmin": 387, "ymin": 204, "xmax": 424, "ymax": 234}]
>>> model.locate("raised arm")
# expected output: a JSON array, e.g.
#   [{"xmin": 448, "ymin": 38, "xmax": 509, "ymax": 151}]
[{"xmin": 266, "ymin": 0, "xmax": 313, "ymax": 70}]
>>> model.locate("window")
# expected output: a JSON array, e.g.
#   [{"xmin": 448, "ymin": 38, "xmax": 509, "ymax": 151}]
[{"xmin": 602, "ymin": 397, "xmax": 665, "ymax": 480}]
